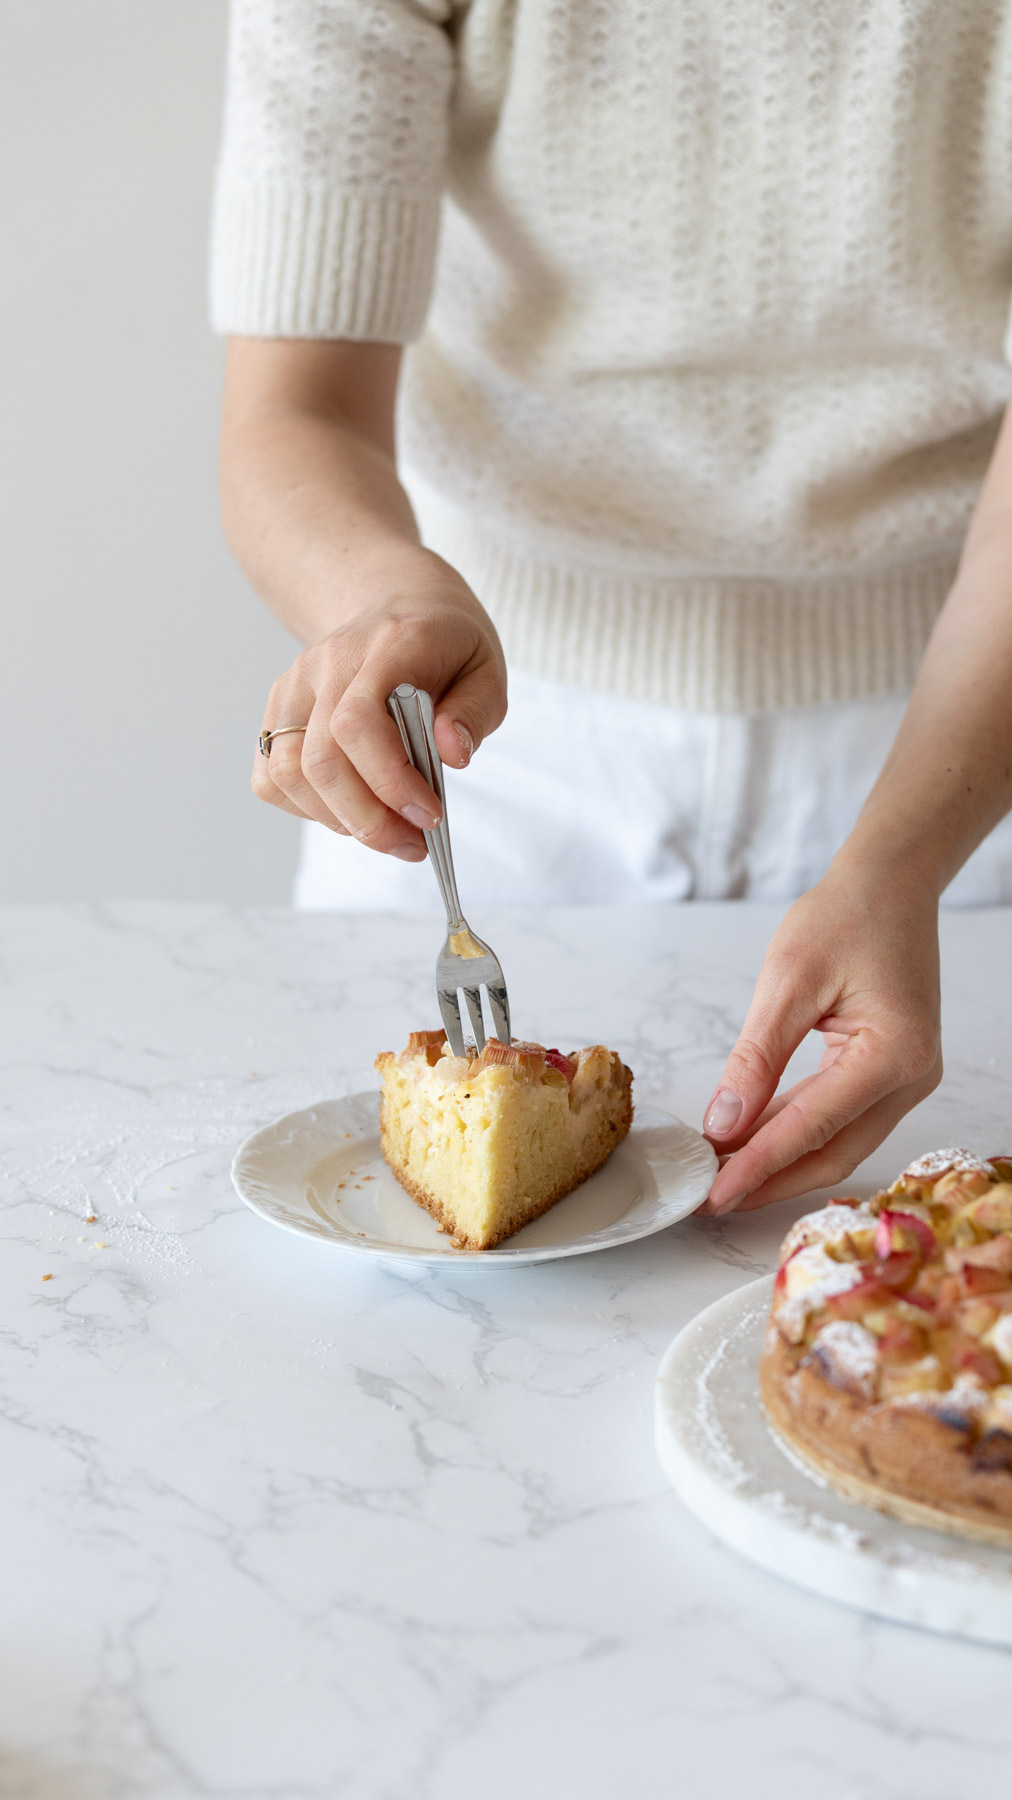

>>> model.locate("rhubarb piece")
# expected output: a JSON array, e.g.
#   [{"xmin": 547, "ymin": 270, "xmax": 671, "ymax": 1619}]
[
  {"xmin": 965, "ymin": 1186, "xmax": 1012, "ymax": 1233},
  {"xmin": 824, "ymin": 1274, "xmax": 891, "ymax": 1320},
  {"xmin": 961, "ymin": 1234, "xmax": 1012, "ymax": 1273},
  {"xmin": 874, "ymin": 1209, "xmax": 936, "ymax": 1260},
  {"xmin": 879, "ymin": 1319, "xmax": 929, "ymax": 1363},
  {"xmin": 407, "ymin": 1028, "xmax": 450, "ymax": 1067},
  {"xmin": 773, "ymin": 1244, "xmax": 805, "ymax": 1295},
  {"xmin": 957, "ymin": 1297, "xmax": 1000, "ymax": 1339},
  {"xmin": 960, "ymin": 1264, "xmax": 1012, "ymax": 1299},
  {"xmin": 951, "ymin": 1338, "xmax": 1003, "ymax": 1385},
  {"xmin": 477, "ymin": 1037, "xmax": 546, "ymax": 1076},
  {"xmin": 875, "ymin": 1250, "xmax": 919, "ymax": 1291}
]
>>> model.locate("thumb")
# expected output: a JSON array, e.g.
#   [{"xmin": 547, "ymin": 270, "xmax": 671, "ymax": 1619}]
[
  {"xmin": 434, "ymin": 665, "xmax": 507, "ymax": 770},
  {"xmin": 703, "ymin": 972, "xmax": 815, "ymax": 1145}
]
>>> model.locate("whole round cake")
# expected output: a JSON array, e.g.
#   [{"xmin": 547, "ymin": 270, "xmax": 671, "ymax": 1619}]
[{"xmin": 759, "ymin": 1148, "xmax": 1012, "ymax": 1545}]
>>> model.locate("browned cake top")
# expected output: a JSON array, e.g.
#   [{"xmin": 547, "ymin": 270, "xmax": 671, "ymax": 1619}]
[
  {"xmin": 378, "ymin": 1030, "xmax": 619, "ymax": 1090},
  {"xmin": 770, "ymin": 1149, "xmax": 1012, "ymax": 1449}
]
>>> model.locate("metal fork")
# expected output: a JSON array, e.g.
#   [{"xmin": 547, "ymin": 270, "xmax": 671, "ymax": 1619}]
[{"xmin": 386, "ymin": 684, "xmax": 511, "ymax": 1057}]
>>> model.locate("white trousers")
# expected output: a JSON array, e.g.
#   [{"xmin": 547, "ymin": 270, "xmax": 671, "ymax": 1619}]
[{"xmin": 294, "ymin": 673, "xmax": 1012, "ymax": 910}]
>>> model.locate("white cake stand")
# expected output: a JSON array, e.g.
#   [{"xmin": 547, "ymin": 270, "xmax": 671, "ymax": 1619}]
[{"xmin": 655, "ymin": 1275, "xmax": 1012, "ymax": 1646}]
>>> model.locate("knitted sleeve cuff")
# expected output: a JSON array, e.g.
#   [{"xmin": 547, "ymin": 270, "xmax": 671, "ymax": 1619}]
[{"xmin": 210, "ymin": 180, "xmax": 442, "ymax": 342}]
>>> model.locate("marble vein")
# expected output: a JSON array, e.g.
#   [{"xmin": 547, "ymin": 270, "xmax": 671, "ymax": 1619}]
[{"xmin": 1, "ymin": 901, "xmax": 1011, "ymax": 1800}]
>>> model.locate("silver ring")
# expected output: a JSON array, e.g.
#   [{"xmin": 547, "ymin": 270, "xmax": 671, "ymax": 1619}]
[{"xmin": 259, "ymin": 724, "xmax": 307, "ymax": 758}]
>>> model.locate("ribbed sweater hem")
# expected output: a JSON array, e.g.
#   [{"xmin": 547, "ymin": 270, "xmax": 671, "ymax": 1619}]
[
  {"xmin": 412, "ymin": 493, "xmax": 958, "ymax": 714},
  {"xmin": 210, "ymin": 180, "xmax": 440, "ymax": 341}
]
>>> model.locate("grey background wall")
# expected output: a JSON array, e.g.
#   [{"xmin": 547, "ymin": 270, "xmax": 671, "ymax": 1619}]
[{"xmin": 1, "ymin": 0, "xmax": 301, "ymax": 902}]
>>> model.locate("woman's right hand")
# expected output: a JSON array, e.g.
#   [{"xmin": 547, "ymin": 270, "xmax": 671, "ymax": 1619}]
[{"xmin": 252, "ymin": 550, "xmax": 507, "ymax": 861}]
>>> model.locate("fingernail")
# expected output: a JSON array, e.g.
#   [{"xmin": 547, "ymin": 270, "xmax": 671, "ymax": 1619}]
[
  {"xmin": 401, "ymin": 803, "xmax": 439, "ymax": 830},
  {"xmin": 391, "ymin": 842, "xmax": 427, "ymax": 862},
  {"xmin": 705, "ymin": 1090, "xmax": 744, "ymax": 1137},
  {"xmin": 712, "ymin": 1190, "xmax": 749, "ymax": 1217},
  {"xmin": 452, "ymin": 722, "xmax": 473, "ymax": 766}
]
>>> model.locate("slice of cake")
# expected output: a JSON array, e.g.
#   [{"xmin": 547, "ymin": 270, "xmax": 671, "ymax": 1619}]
[{"xmin": 375, "ymin": 1031, "xmax": 634, "ymax": 1250}]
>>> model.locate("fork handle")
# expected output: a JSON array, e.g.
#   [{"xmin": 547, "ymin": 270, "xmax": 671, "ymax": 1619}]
[{"xmin": 386, "ymin": 685, "xmax": 466, "ymax": 930}]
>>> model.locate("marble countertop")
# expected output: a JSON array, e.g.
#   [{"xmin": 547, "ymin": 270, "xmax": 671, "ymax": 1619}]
[{"xmin": 3, "ymin": 900, "xmax": 1011, "ymax": 1800}]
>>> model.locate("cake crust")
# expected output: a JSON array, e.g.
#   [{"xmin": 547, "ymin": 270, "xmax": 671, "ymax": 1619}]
[
  {"xmin": 759, "ymin": 1149, "xmax": 1012, "ymax": 1545},
  {"xmin": 760, "ymin": 1328, "xmax": 1012, "ymax": 1546}
]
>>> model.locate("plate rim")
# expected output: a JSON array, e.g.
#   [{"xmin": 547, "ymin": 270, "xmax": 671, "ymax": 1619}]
[{"xmin": 232, "ymin": 1089, "xmax": 717, "ymax": 1268}]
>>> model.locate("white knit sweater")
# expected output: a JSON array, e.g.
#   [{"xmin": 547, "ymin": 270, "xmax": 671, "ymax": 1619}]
[{"xmin": 212, "ymin": 0, "xmax": 1012, "ymax": 713}]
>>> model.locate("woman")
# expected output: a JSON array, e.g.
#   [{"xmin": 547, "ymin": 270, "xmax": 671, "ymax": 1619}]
[{"xmin": 212, "ymin": 0, "xmax": 1012, "ymax": 1217}]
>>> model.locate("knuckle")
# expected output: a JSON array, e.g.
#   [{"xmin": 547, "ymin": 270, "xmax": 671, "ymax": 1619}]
[
  {"xmin": 264, "ymin": 745, "xmax": 301, "ymax": 789},
  {"xmin": 371, "ymin": 616, "xmax": 414, "ymax": 653},
  {"xmin": 912, "ymin": 1053, "xmax": 943, "ymax": 1101},
  {"xmin": 352, "ymin": 814, "xmax": 390, "ymax": 849},
  {"xmin": 329, "ymin": 691, "xmax": 374, "ymax": 747},
  {"xmin": 372, "ymin": 764, "xmax": 415, "ymax": 809},
  {"xmin": 815, "ymin": 1147, "xmax": 861, "ymax": 1189},
  {"xmin": 252, "ymin": 776, "xmax": 286, "ymax": 814},
  {"xmin": 728, "ymin": 1034, "xmax": 779, "ymax": 1091},
  {"xmin": 782, "ymin": 1095, "xmax": 839, "ymax": 1154},
  {"xmin": 302, "ymin": 742, "xmax": 342, "ymax": 789},
  {"xmin": 891, "ymin": 1028, "xmax": 941, "ymax": 1087}
]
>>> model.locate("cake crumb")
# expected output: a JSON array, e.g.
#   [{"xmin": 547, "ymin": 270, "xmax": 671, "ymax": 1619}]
[
  {"xmin": 85, "ymin": 1213, "xmax": 97, "ymax": 1224},
  {"xmin": 41, "ymin": 1273, "xmax": 53, "ymax": 1281}
]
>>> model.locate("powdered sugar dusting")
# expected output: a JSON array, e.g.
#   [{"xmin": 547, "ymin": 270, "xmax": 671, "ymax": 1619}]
[
  {"xmin": 779, "ymin": 1202, "xmax": 877, "ymax": 1267},
  {"xmin": 893, "ymin": 1373, "xmax": 990, "ymax": 1424},
  {"xmin": 692, "ymin": 1310, "xmax": 755, "ymax": 1492},
  {"xmin": 776, "ymin": 1250, "xmax": 865, "ymax": 1342},
  {"xmin": 904, "ymin": 1147, "xmax": 995, "ymax": 1180},
  {"xmin": 809, "ymin": 1321, "xmax": 879, "ymax": 1397},
  {"xmin": 688, "ymin": 1298, "xmax": 869, "ymax": 1549}
]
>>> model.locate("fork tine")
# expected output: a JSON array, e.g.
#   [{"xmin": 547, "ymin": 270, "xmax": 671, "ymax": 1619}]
[
  {"xmin": 486, "ymin": 982, "xmax": 511, "ymax": 1046},
  {"xmin": 438, "ymin": 987, "xmax": 466, "ymax": 1057},
  {"xmin": 462, "ymin": 986, "xmax": 486, "ymax": 1054}
]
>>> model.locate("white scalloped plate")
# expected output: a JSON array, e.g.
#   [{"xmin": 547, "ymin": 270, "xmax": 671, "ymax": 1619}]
[
  {"xmin": 655, "ymin": 1275, "xmax": 1012, "ymax": 1645},
  {"xmin": 232, "ymin": 1091, "xmax": 716, "ymax": 1267}
]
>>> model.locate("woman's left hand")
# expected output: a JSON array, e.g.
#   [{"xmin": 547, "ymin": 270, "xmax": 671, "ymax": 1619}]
[{"xmin": 700, "ymin": 859, "xmax": 943, "ymax": 1215}]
